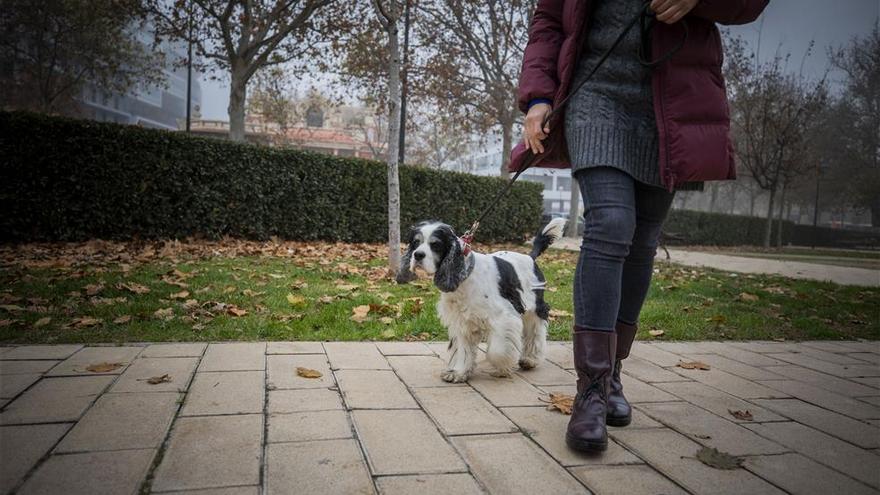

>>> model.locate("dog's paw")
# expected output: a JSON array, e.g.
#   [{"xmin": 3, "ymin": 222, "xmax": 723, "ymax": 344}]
[
  {"xmin": 518, "ymin": 357, "xmax": 539, "ymax": 370},
  {"xmin": 441, "ymin": 369, "xmax": 470, "ymax": 383},
  {"xmin": 488, "ymin": 368, "xmax": 513, "ymax": 378}
]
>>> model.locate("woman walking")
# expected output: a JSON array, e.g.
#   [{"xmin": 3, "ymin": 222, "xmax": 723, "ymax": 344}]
[{"xmin": 512, "ymin": 0, "xmax": 768, "ymax": 452}]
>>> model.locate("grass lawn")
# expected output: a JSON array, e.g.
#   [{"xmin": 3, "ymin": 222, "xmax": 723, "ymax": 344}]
[{"xmin": 1, "ymin": 239, "xmax": 877, "ymax": 344}]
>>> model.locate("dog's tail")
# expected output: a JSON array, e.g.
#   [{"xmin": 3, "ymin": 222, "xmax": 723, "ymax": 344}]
[{"xmin": 529, "ymin": 218, "xmax": 566, "ymax": 259}]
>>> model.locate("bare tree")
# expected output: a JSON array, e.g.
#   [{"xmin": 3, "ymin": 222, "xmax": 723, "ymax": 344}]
[
  {"xmin": 148, "ymin": 0, "xmax": 340, "ymax": 141},
  {"xmin": 407, "ymin": 108, "xmax": 471, "ymax": 169},
  {"xmin": 416, "ymin": 0, "xmax": 535, "ymax": 177},
  {"xmin": 0, "ymin": 0, "xmax": 163, "ymax": 114},
  {"xmin": 725, "ymin": 36, "xmax": 827, "ymax": 247}
]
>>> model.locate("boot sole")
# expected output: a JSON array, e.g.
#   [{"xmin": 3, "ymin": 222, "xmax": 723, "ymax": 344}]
[
  {"xmin": 565, "ymin": 432, "xmax": 607, "ymax": 452},
  {"xmin": 606, "ymin": 415, "xmax": 632, "ymax": 427}
]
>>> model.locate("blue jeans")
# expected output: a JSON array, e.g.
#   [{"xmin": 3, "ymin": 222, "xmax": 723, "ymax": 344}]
[{"xmin": 573, "ymin": 167, "xmax": 675, "ymax": 331}]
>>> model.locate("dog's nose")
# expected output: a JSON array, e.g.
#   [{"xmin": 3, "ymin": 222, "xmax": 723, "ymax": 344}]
[{"xmin": 413, "ymin": 251, "xmax": 426, "ymax": 261}]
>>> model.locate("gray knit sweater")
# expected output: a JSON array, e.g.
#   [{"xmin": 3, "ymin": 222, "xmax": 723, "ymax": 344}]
[{"xmin": 564, "ymin": 0, "xmax": 703, "ymax": 191}]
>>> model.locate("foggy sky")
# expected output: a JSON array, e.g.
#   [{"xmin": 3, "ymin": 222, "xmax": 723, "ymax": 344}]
[{"xmin": 197, "ymin": 0, "xmax": 879, "ymax": 120}]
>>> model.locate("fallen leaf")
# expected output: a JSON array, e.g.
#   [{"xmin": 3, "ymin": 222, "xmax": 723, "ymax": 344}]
[
  {"xmin": 68, "ymin": 316, "xmax": 102, "ymax": 328},
  {"xmin": 34, "ymin": 317, "xmax": 52, "ymax": 327},
  {"xmin": 296, "ymin": 367, "xmax": 323, "ymax": 379},
  {"xmin": 117, "ymin": 282, "xmax": 150, "ymax": 294},
  {"xmin": 350, "ymin": 305, "xmax": 371, "ymax": 323},
  {"xmin": 141, "ymin": 374, "xmax": 172, "ymax": 384},
  {"xmin": 317, "ymin": 295, "xmax": 335, "ymax": 304},
  {"xmin": 738, "ymin": 292, "xmax": 759, "ymax": 302},
  {"xmin": 705, "ymin": 314, "xmax": 726, "ymax": 324},
  {"xmin": 170, "ymin": 290, "xmax": 190, "ymax": 299},
  {"xmin": 153, "ymin": 307, "xmax": 174, "ymax": 319},
  {"xmin": 695, "ymin": 446, "xmax": 743, "ymax": 470},
  {"xmin": 728, "ymin": 409, "xmax": 754, "ymax": 421},
  {"xmin": 242, "ymin": 289, "xmax": 265, "ymax": 297},
  {"xmin": 648, "ymin": 328, "xmax": 665, "ymax": 337},
  {"xmin": 335, "ymin": 283, "xmax": 359, "ymax": 292},
  {"xmin": 227, "ymin": 306, "xmax": 248, "ymax": 317},
  {"xmin": 0, "ymin": 304, "xmax": 24, "ymax": 312},
  {"xmin": 676, "ymin": 360, "xmax": 711, "ymax": 370},
  {"xmin": 379, "ymin": 316, "xmax": 394, "ymax": 324},
  {"xmin": 286, "ymin": 293, "xmax": 306, "ymax": 306},
  {"xmin": 113, "ymin": 315, "xmax": 132, "ymax": 324},
  {"xmin": 84, "ymin": 283, "xmax": 105, "ymax": 296},
  {"xmin": 539, "ymin": 393, "xmax": 574, "ymax": 415},
  {"xmin": 84, "ymin": 362, "xmax": 124, "ymax": 373}
]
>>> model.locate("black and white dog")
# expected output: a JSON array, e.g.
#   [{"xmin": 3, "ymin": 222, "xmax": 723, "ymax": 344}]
[{"xmin": 396, "ymin": 218, "xmax": 566, "ymax": 383}]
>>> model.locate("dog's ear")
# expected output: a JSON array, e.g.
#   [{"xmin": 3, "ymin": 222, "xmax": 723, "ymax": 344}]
[
  {"xmin": 395, "ymin": 225, "xmax": 418, "ymax": 284},
  {"xmin": 434, "ymin": 227, "xmax": 467, "ymax": 292}
]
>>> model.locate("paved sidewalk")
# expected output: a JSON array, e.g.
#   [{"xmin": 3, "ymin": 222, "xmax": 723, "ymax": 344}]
[
  {"xmin": 553, "ymin": 239, "xmax": 880, "ymax": 287},
  {"xmin": 1, "ymin": 341, "xmax": 879, "ymax": 494}
]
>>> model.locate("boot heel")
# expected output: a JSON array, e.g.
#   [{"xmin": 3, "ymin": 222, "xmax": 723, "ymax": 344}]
[{"xmin": 566, "ymin": 431, "xmax": 608, "ymax": 452}]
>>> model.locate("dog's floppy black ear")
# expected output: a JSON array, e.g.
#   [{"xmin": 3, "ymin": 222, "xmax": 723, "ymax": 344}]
[
  {"xmin": 395, "ymin": 225, "xmax": 418, "ymax": 284},
  {"xmin": 434, "ymin": 226, "xmax": 468, "ymax": 292}
]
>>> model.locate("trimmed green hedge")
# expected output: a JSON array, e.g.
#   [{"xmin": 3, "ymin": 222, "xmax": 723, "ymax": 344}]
[
  {"xmin": 0, "ymin": 111, "xmax": 543, "ymax": 243},
  {"xmin": 664, "ymin": 209, "xmax": 880, "ymax": 249}
]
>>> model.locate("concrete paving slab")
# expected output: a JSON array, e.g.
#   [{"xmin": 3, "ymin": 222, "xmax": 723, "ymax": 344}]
[
  {"xmin": 267, "ymin": 410, "xmax": 352, "ymax": 443},
  {"xmin": 198, "ymin": 343, "xmax": 265, "ymax": 372},
  {"xmin": 375, "ymin": 473, "xmax": 482, "ymax": 495},
  {"xmin": 140, "ymin": 343, "xmax": 207, "ymax": 358},
  {"xmin": 515, "ymin": 360, "xmax": 575, "ymax": 386},
  {"xmin": 414, "ymin": 387, "xmax": 517, "ymax": 436},
  {"xmin": 267, "ymin": 353, "xmax": 334, "ymax": 389},
  {"xmin": 744, "ymin": 452, "xmax": 878, "ymax": 495},
  {"xmin": 621, "ymin": 356, "xmax": 692, "ymax": 383},
  {"xmin": 613, "ymin": 428, "xmax": 786, "ymax": 495},
  {"xmin": 46, "ymin": 346, "xmax": 143, "ymax": 376},
  {"xmin": 19, "ymin": 449, "xmax": 154, "ymax": 495},
  {"xmin": 375, "ymin": 342, "xmax": 434, "ymax": 356},
  {"xmin": 655, "ymin": 381, "xmax": 786, "ymax": 423},
  {"xmin": 109, "ymin": 357, "xmax": 198, "ymax": 393},
  {"xmin": 680, "ymin": 353, "xmax": 788, "ymax": 381},
  {"xmin": 0, "ymin": 360, "xmax": 59, "ymax": 375},
  {"xmin": 386, "ymin": 355, "xmax": 459, "ymax": 388},
  {"xmin": 570, "ymin": 465, "xmax": 688, "ymax": 495},
  {"xmin": 636, "ymin": 402, "xmax": 788, "ymax": 456},
  {"xmin": 467, "ymin": 371, "xmax": 545, "ymax": 407},
  {"xmin": 336, "ymin": 370, "xmax": 418, "ymax": 409},
  {"xmin": 324, "ymin": 342, "xmax": 390, "ymax": 370},
  {"xmin": 762, "ymin": 364, "xmax": 880, "ymax": 397},
  {"xmin": 268, "ymin": 388, "xmax": 343, "ymax": 413},
  {"xmin": 55, "ymin": 392, "xmax": 180, "ymax": 452},
  {"xmin": 451, "ymin": 433, "xmax": 588, "ymax": 494},
  {"xmin": 266, "ymin": 341, "xmax": 325, "ymax": 354},
  {"xmin": 0, "ymin": 345, "xmax": 83, "ymax": 360},
  {"xmin": 502, "ymin": 406, "xmax": 642, "ymax": 467},
  {"xmin": 0, "ymin": 373, "xmax": 40, "ymax": 399},
  {"xmin": 181, "ymin": 371, "xmax": 264, "ymax": 416},
  {"xmin": 0, "ymin": 423, "xmax": 71, "ymax": 494},
  {"xmin": 757, "ymin": 380, "xmax": 880, "ymax": 419},
  {"xmin": 745, "ymin": 421, "xmax": 880, "ymax": 488},
  {"xmin": 352, "ymin": 409, "xmax": 466, "ymax": 475},
  {"xmin": 151, "ymin": 414, "xmax": 263, "ymax": 492},
  {"xmin": 0, "ymin": 375, "xmax": 114, "ymax": 425},
  {"xmin": 266, "ymin": 439, "xmax": 374, "ymax": 495},
  {"xmin": 672, "ymin": 367, "xmax": 790, "ymax": 399}
]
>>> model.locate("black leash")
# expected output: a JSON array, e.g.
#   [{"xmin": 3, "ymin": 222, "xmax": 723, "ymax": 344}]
[{"xmin": 459, "ymin": 2, "xmax": 688, "ymax": 248}]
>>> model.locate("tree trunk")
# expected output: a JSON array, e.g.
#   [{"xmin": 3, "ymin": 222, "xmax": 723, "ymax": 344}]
[
  {"xmin": 763, "ymin": 186, "xmax": 776, "ymax": 248},
  {"xmin": 871, "ymin": 196, "xmax": 880, "ymax": 227},
  {"xmin": 567, "ymin": 175, "xmax": 580, "ymax": 238},
  {"xmin": 775, "ymin": 182, "xmax": 787, "ymax": 248},
  {"xmin": 385, "ymin": 17, "xmax": 402, "ymax": 275},
  {"xmin": 500, "ymin": 118, "xmax": 513, "ymax": 178},
  {"xmin": 228, "ymin": 68, "xmax": 248, "ymax": 142},
  {"xmin": 709, "ymin": 183, "xmax": 720, "ymax": 213}
]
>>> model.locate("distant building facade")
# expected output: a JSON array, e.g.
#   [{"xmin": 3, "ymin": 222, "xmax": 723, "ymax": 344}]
[{"xmin": 471, "ymin": 162, "xmax": 577, "ymax": 216}]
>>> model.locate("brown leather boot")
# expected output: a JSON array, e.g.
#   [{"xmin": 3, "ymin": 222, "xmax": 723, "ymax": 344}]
[
  {"xmin": 607, "ymin": 321, "xmax": 637, "ymax": 427},
  {"xmin": 566, "ymin": 328, "xmax": 617, "ymax": 452}
]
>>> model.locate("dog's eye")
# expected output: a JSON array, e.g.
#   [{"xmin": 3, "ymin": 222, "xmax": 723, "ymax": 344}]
[{"xmin": 429, "ymin": 241, "xmax": 443, "ymax": 251}]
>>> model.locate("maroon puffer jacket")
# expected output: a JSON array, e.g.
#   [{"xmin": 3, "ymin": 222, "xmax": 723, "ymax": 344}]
[{"xmin": 510, "ymin": 0, "xmax": 769, "ymax": 190}]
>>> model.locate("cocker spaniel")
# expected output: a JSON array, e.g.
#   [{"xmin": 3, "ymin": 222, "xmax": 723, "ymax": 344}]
[{"xmin": 396, "ymin": 218, "xmax": 566, "ymax": 383}]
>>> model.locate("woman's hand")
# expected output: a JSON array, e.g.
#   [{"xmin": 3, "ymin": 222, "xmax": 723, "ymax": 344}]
[
  {"xmin": 523, "ymin": 102, "xmax": 552, "ymax": 154},
  {"xmin": 650, "ymin": 0, "xmax": 699, "ymax": 24}
]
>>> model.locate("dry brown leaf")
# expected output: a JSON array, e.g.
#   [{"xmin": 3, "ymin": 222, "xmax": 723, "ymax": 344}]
[
  {"xmin": 728, "ymin": 409, "xmax": 754, "ymax": 421},
  {"xmin": 0, "ymin": 304, "xmax": 24, "ymax": 312},
  {"xmin": 317, "ymin": 295, "xmax": 335, "ymax": 304},
  {"xmin": 539, "ymin": 392, "xmax": 574, "ymax": 415},
  {"xmin": 335, "ymin": 283, "xmax": 359, "ymax": 292},
  {"xmin": 379, "ymin": 316, "xmax": 394, "ymax": 324},
  {"xmin": 142, "ymin": 374, "xmax": 172, "ymax": 384},
  {"xmin": 68, "ymin": 316, "xmax": 102, "ymax": 328},
  {"xmin": 154, "ymin": 307, "xmax": 174, "ymax": 320},
  {"xmin": 648, "ymin": 328, "xmax": 665, "ymax": 337},
  {"xmin": 296, "ymin": 367, "xmax": 323, "ymax": 379},
  {"xmin": 286, "ymin": 293, "xmax": 306, "ymax": 306},
  {"xmin": 170, "ymin": 290, "xmax": 190, "ymax": 299},
  {"xmin": 84, "ymin": 362, "xmax": 124, "ymax": 373},
  {"xmin": 34, "ymin": 317, "xmax": 52, "ymax": 327},
  {"xmin": 350, "ymin": 305, "xmax": 371, "ymax": 323},
  {"xmin": 227, "ymin": 306, "xmax": 248, "ymax": 317},
  {"xmin": 84, "ymin": 283, "xmax": 105, "ymax": 296},
  {"xmin": 113, "ymin": 315, "xmax": 132, "ymax": 324},
  {"xmin": 738, "ymin": 292, "xmax": 759, "ymax": 302},
  {"xmin": 117, "ymin": 282, "xmax": 150, "ymax": 294},
  {"xmin": 677, "ymin": 360, "xmax": 711, "ymax": 371},
  {"xmin": 242, "ymin": 289, "xmax": 265, "ymax": 297}
]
